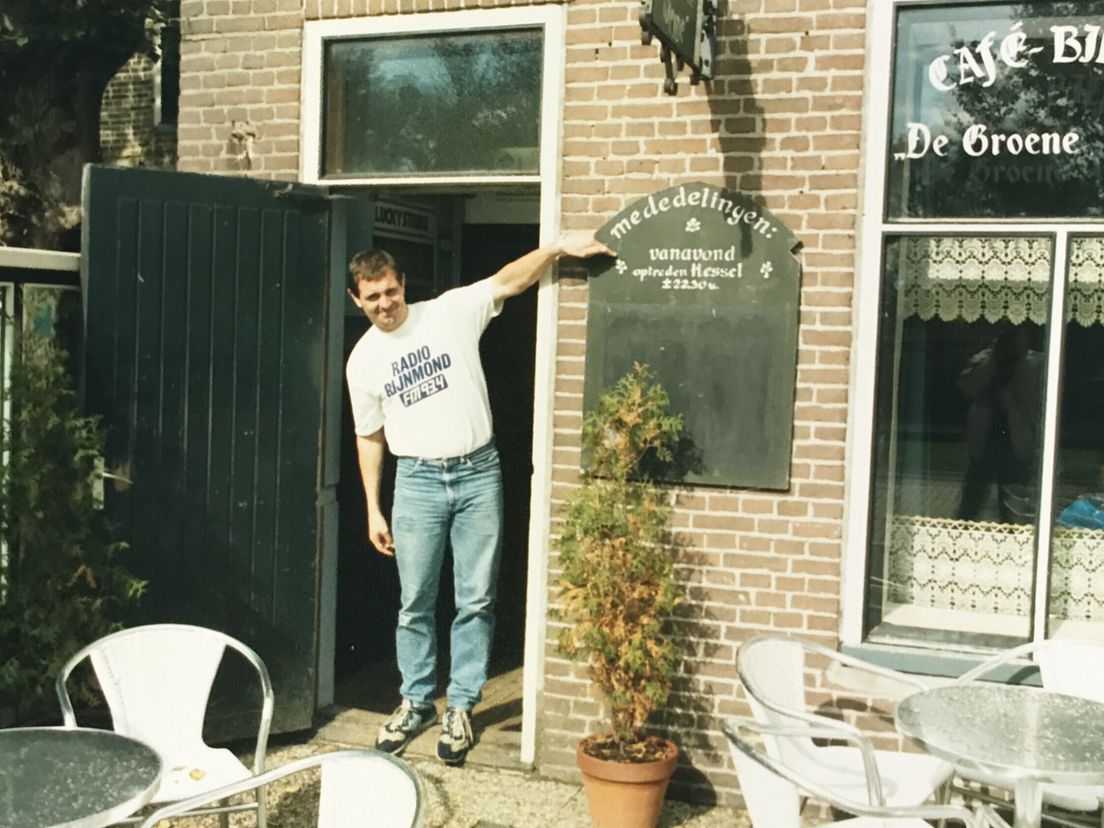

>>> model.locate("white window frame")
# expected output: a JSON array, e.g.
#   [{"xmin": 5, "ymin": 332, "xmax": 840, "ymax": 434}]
[
  {"xmin": 844, "ymin": 0, "xmax": 1104, "ymax": 650},
  {"xmin": 0, "ymin": 281, "xmax": 12, "ymax": 601},
  {"xmin": 301, "ymin": 7, "xmax": 563, "ymax": 188},
  {"xmin": 301, "ymin": 8, "xmax": 565, "ymax": 765}
]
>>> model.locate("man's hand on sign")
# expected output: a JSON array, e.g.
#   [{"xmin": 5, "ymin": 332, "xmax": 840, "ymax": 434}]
[{"xmin": 558, "ymin": 230, "xmax": 615, "ymax": 259}]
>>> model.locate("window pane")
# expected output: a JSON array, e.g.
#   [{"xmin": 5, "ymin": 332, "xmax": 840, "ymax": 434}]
[
  {"xmin": 887, "ymin": 2, "xmax": 1104, "ymax": 219},
  {"xmin": 323, "ymin": 30, "xmax": 542, "ymax": 177},
  {"xmin": 867, "ymin": 236, "xmax": 1051, "ymax": 646},
  {"xmin": 0, "ymin": 284, "xmax": 10, "ymax": 602},
  {"xmin": 21, "ymin": 286, "xmax": 82, "ymax": 376},
  {"xmin": 1049, "ymin": 237, "xmax": 1104, "ymax": 638}
]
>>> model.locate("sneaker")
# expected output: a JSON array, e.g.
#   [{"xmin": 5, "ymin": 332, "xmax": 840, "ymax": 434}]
[
  {"xmin": 376, "ymin": 699, "xmax": 437, "ymax": 754},
  {"xmin": 437, "ymin": 706, "xmax": 474, "ymax": 765}
]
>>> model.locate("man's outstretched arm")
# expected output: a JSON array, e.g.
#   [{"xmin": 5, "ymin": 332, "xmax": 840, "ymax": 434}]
[{"xmin": 490, "ymin": 230, "xmax": 613, "ymax": 303}]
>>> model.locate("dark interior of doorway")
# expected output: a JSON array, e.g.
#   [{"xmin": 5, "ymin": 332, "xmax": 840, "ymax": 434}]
[{"xmin": 334, "ymin": 219, "xmax": 540, "ymax": 716}]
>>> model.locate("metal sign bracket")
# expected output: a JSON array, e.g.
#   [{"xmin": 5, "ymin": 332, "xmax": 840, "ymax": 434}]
[{"xmin": 639, "ymin": 0, "xmax": 717, "ymax": 95}]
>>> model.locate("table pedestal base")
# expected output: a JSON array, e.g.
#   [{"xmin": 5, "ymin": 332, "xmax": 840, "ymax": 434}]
[{"xmin": 1013, "ymin": 778, "xmax": 1042, "ymax": 828}]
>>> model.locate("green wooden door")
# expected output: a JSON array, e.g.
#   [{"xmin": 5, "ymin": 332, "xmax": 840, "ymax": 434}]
[{"xmin": 80, "ymin": 165, "xmax": 353, "ymax": 734}]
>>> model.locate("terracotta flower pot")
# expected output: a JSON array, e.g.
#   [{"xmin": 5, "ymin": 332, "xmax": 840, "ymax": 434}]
[{"xmin": 575, "ymin": 737, "xmax": 678, "ymax": 828}]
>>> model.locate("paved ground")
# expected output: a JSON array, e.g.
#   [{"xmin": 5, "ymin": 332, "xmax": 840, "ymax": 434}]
[
  {"xmin": 307, "ymin": 684, "xmax": 750, "ymax": 826},
  {"xmin": 149, "ymin": 729, "xmax": 750, "ymax": 827},
  {"xmin": 281, "ymin": 735, "xmax": 746, "ymax": 828},
  {"xmin": 397, "ymin": 754, "xmax": 747, "ymax": 828}
]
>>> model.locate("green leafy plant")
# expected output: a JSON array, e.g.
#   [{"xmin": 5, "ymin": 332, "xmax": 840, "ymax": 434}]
[
  {"xmin": 0, "ymin": 296, "xmax": 144, "ymax": 723},
  {"xmin": 0, "ymin": 0, "xmax": 171, "ymax": 248},
  {"xmin": 555, "ymin": 363, "xmax": 683, "ymax": 759}
]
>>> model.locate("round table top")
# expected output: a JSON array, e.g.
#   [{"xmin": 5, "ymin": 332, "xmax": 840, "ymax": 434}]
[
  {"xmin": 896, "ymin": 683, "xmax": 1104, "ymax": 786},
  {"xmin": 0, "ymin": 726, "xmax": 163, "ymax": 828}
]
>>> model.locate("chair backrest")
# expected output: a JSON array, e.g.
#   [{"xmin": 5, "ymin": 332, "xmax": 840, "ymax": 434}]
[
  {"xmin": 736, "ymin": 636, "xmax": 827, "ymax": 775},
  {"xmin": 956, "ymin": 638, "xmax": 1104, "ymax": 704},
  {"xmin": 738, "ymin": 636, "xmax": 807, "ymax": 719},
  {"xmin": 137, "ymin": 749, "xmax": 424, "ymax": 828},
  {"xmin": 1035, "ymin": 640, "xmax": 1104, "ymax": 702},
  {"xmin": 57, "ymin": 624, "xmax": 273, "ymax": 762}
]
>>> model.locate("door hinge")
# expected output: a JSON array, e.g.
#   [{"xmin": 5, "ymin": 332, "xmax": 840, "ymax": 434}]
[
  {"xmin": 274, "ymin": 183, "xmax": 333, "ymax": 204},
  {"xmin": 93, "ymin": 457, "xmax": 133, "ymax": 508}
]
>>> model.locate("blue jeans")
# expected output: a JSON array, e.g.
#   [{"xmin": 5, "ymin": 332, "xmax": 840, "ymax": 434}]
[{"xmin": 391, "ymin": 440, "xmax": 504, "ymax": 710}]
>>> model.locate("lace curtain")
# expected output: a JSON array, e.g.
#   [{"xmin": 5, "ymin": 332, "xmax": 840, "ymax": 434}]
[
  {"xmin": 1069, "ymin": 237, "xmax": 1104, "ymax": 328},
  {"xmin": 887, "ymin": 514, "xmax": 1104, "ymax": 621},
  {"xmin": 897, "ymin": 236, "xmax": 1104, "ymax": 326}
]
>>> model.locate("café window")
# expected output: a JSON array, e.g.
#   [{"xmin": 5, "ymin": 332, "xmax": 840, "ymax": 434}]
[
  {"xmin": 321, "ymin": 29, "xmax": 542, "ymax": 179},
  {"xmin": 861, "ymin": 1, "xmax": 1104, "ymax": 649},
  {"xmin": 886, "ymin": 2, "xmax": 1104, "ymax": 219}
]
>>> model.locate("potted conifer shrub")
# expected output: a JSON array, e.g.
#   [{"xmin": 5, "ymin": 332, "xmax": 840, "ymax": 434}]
[{"xmin": 555, "ymin": 363, "xmax": 684, "ymax": 828}]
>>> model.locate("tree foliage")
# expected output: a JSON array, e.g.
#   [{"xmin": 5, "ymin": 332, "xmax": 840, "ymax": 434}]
[
  {"xmin": 0, "ymin": 0, "xmax": 166, "ymax": 248},
  {"xmin": 555, "ymin": 363, "xmax": 683, "ymax": 752},
  {"xmin": 0, "ymin": 292, "xmax": 144, "ymax": 722}
]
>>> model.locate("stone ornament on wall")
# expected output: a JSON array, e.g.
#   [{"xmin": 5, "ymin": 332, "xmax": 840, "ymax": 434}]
[{"xmin": 229, "ymin": 121, "xmax": 257, "ymax": 171}]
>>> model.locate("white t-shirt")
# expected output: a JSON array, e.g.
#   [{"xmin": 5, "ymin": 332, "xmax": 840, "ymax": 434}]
[{"xmin": 345, "ymin": 278, "xmax": 502, "ymax": 458}]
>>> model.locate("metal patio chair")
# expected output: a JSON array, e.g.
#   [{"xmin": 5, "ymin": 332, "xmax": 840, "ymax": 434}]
[
  {"xmin": 736, "ymin": 635, "xmax": 953, "ymax": 808},
  {"xmin": 724, "ymin": 715, "xmax": 1012, "ymax": 828},
  {"xmin": 57, "ymin": 623, "xmax": 274, "ymax": 827},
  {"xmin": 137, "ymin": 749, "xmax": 424, "ymax": 828},
  {"xmin": 955, "ymin": 638, "xmax": 1104, "ymax": 828}
]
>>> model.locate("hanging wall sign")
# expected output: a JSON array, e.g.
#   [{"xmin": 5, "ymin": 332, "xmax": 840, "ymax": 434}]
[
  {"xmin": 583, "ymin": 182, "xmax": 802, "ymax": 489},
  {"xmin": 639, "ymin": 0, "xmax": 716, "ymax": 94}
]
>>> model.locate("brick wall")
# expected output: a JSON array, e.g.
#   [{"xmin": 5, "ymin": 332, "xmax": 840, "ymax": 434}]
[
  {"xmin": 540, "ymin": 0, "xmax": 866, "ymax": 806},
  {"xmin": 100, "ymin": 54, "xmax": 177, "ymax": 169},
  {"xmin": 177, "ymin": 0, "xmax": 561, "ymax": 178},
  {"xmin": 174, "ymin": 0, "xmax": 870, "ymax": 810},
  {"xmin": 177, "ymin": 0, "xmax": 305, "ymax": 177}
]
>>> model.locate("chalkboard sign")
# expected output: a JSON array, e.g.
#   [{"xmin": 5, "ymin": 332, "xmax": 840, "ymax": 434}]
[{"xmin": 584, "ymin": 182, "xmax": 802, "ymax": 489}]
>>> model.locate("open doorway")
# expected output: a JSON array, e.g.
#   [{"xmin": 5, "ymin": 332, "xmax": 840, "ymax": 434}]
[{"xmin": 331, "ymin": 192, "xmax": 539, "ymax": 759}]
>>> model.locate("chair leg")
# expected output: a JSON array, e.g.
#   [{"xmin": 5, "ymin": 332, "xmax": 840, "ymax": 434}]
[
  {"xmin": 256, "ymin": 787, "xmax": 267, "ymax": 828},
  {"xmin": 939, "ymin": 778, "xmax": 952, "ymax": 802},
  {"xmin": 934, "ymin": 778, "xmax": 955, "ymax": 828},
  {"xmin": 219, "ymin": 803, "xmax": 230, "ymax": 828}
]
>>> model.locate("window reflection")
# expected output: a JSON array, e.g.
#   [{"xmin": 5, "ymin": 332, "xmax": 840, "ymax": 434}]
[
  {"xmin": 21, "ymin": 286, "xmax": 82, "ymax": 378},
  {"xmin": 888, "ymin": 2, "xmax": 1104, "ymax": 219},
  {"xmin": 323, "ymin": 30, "xmax": 543, "ymax": 177},
  {"xmin": 867, "ymin": 236, "xmax": 1051, "ymax": 644},
  {"xmin": 957, "ymin": 322, "xmax": 1045, "ymax": 524},
  {"xmin": 1049, "ymin": 237, "xmax": 1104, "ymax": 637}
]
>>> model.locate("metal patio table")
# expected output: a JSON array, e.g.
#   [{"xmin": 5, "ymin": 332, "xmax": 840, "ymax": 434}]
[
  {"xmin": 896, "ymin": 683, "xmax": 1104, "ymax": 828},
  {"xmin": 0, "ymin": 726, "xmax": 163, "ymax": 827}
]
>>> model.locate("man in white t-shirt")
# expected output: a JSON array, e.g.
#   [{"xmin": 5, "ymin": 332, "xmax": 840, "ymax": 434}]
[{"xmin": 345, "ymin": 231, "xmax": 612, "ymax": 764}]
